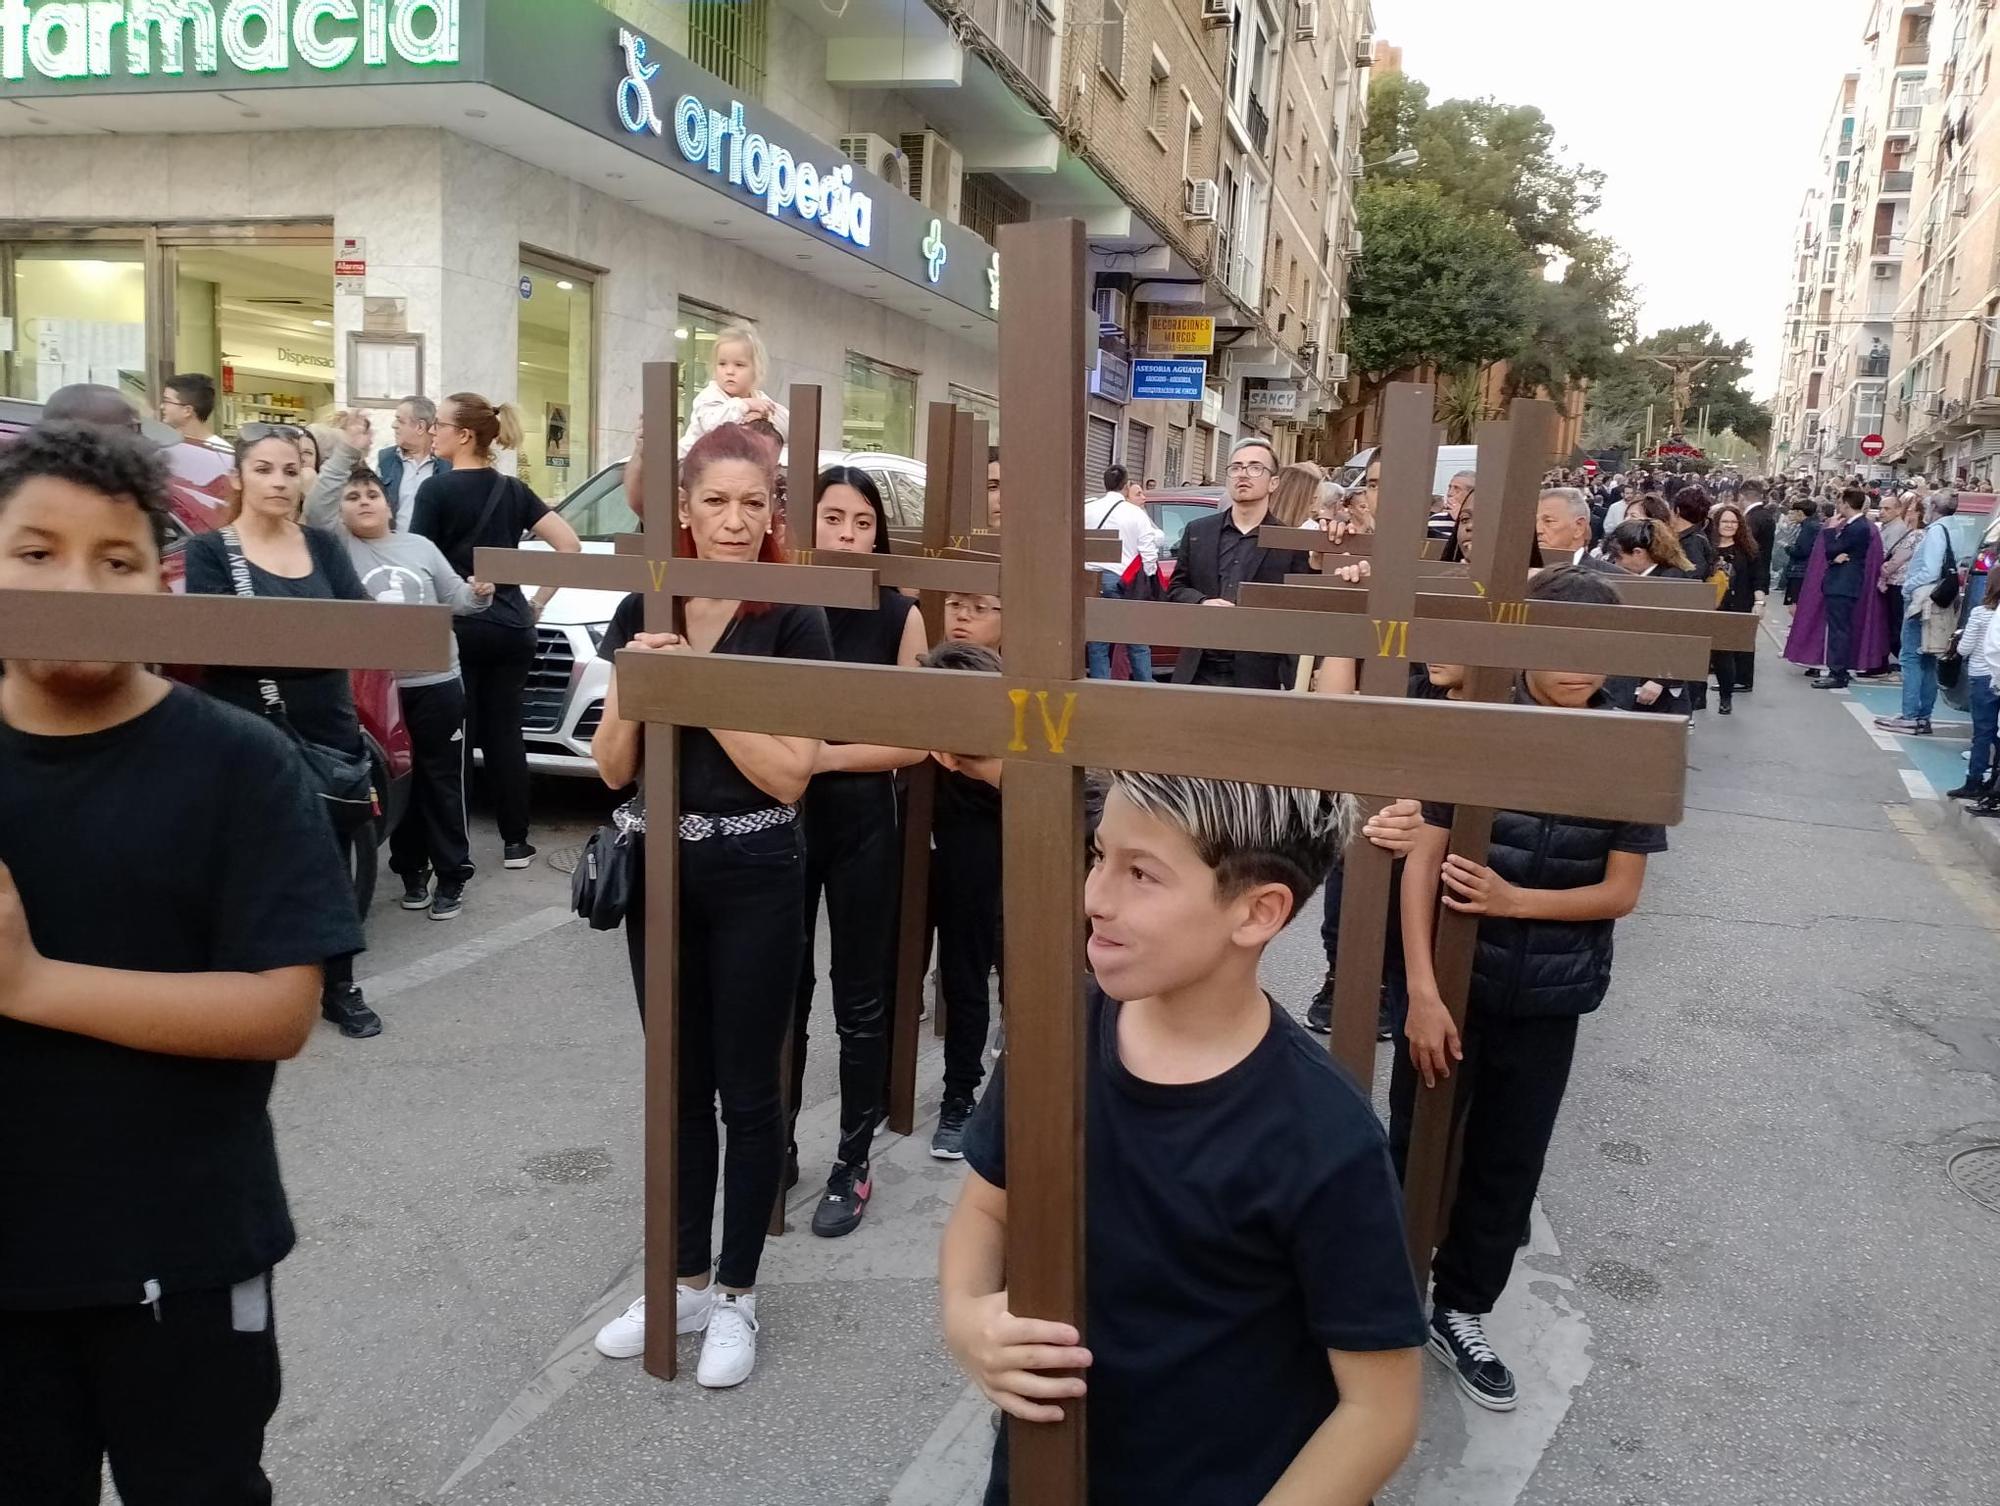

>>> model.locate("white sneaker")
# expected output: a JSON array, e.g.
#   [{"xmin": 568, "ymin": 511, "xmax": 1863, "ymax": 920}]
[
  {"xmin": 592, "ymin": 1283, "xmax": 718, "ymax": 1359},
  {"xmin": 695, "ymin": 1292, "xmax": 759, "ymax": 1388}
]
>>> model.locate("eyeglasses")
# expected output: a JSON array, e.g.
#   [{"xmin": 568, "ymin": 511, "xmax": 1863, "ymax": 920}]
[
  {"xmin": 238, "ymin": 423, "xmax": 304, "ymax": 444},
  {"xmin": 943, "ymin": 597, "xmax": 1002, "ymax": 619},
  {"xmin": 1225, "ymin": 462, "xmax": 1272, "ymax": 478}
]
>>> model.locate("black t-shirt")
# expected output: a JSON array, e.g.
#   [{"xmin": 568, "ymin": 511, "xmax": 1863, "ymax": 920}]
[
  {"xmin": 182, "ymin": 526, "xmax": 367, "ymax": 755},
  {"xmin": 0, "ymin": 685, "xmax": 366, "ymax": 1310},
  {"xmin": 600, "ymin": 591, "xmax": 834, "ymax": 813},
  {"xmin": 963, "ymin": 984, "xmax": 1426, "ymax": 1506},
  {"xmin": 411, "ymin": 468, "xmax": 552, "ymax": 630},
  {"xmin": 816, "ymin": 587, "xmax": 917, "ymax": 798}
]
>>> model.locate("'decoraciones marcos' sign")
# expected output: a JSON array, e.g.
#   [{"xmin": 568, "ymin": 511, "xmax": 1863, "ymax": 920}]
[{"xmin": 0, "ymin": 0, "xmax": 459, "ymax": 83}]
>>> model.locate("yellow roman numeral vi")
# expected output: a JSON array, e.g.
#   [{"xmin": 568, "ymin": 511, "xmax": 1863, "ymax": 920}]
[{"xmin": 1371, "ymin": 619, "xmax": 1410, "ymax": 657}]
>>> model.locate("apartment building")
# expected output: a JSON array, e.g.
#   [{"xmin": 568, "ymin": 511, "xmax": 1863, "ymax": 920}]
[{"xmin": 1887, "ymin": 0, "xmax": 2000, "ymax": 484}]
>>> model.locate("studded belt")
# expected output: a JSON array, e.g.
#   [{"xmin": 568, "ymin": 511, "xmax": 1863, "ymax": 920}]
[{"xmin": 676, "ymin": 804, "xmax": 798, "ymax": 842}]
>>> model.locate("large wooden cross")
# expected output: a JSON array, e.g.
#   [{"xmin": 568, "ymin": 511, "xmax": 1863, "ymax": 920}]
[{"xmin": 613, "ymin": 219, "xmax": 1691, "ymax": 1504}]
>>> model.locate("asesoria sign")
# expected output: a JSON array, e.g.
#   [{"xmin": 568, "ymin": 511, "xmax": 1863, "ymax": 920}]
[
  {"xmin": 615, "ymin": 27, "xmax": 873, "ymax": 249},
  {"xmin": 0, "ymin": 0, "xmax": 459, "ymax": 81}
]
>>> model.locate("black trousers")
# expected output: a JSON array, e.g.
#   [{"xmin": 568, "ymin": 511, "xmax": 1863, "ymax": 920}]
[
  {"xmin": 0, "ymin": 1277, "xmax": 280, "ymax": 1506},
  {"xmin": 456, "ymin": 616, "xmax": 536, "ymax": 846},
  {"xmin": 1824, "ymin": 594, "xmax": 1858, "ymax": 677},
  {"xmin": 933, "ymin": 814, "xmax": 1002, "ymax": 1103},
  {"xmin": 789, "ymin": 777, "xmax": 898, "ymax": 1171},
  {"xmin": 1711, "ymin": 647, "xmax": 1756, "ymax": 698},
  {"xmin": 389, "ymin": 677, "xmax": 474, "ymax": 884},
  {"xmin": 324, "ymin": 827, "xmax": 360, "ymax": 993},
  {"xmin": 624, "ymin": 822, "xmax": 805, "ymax": 1289},
  {"xmin": 1389, "ymin": 1009, "xmax": 1579, "ymax": 1314}
]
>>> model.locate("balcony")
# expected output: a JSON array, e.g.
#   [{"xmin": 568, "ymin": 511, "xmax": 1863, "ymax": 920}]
[
  {"xmin": 1898, "ymin": 42, "xmax": 1930, "ymax": 68},
  {"xmin": 1974, "ymin": 363, "xmax": 2000, "ymax": 418},
  {"xmin": 1882, "ymin": 169, "xmax": 1916, "ymax": 196},
  {"xmin": 1861, "ymin": 351, "xmax": 1892, "ymax": 378},
  {"xmin": 1889, "ymin": 106, "xmax": 1923, "ymax": 132},
  {"xmin": 1872, "ymin": 233, "xmax": 1902, "ymax": 256},
  {"xmin": 963, "ymin": 0, "xmax": 1057, "ymax": 97},
  {"xmin": 1245, "ymin": 93, "xmax": 1271, "ymax": 154}
]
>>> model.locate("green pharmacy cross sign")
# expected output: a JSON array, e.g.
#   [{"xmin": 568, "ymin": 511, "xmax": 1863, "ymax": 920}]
[{"xmin": 0, "ymin": 0, "xmax": 460, "ymax": 82}]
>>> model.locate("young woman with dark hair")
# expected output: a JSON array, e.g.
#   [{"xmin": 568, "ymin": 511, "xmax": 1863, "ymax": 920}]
[
  {"xmin": 1705, "ymin": 503, "xmax": 1763, "ymax": 714},
  {"xmin": 588, "ymin": 423, "xmax": 833, "ymax": 1388},
  {"xmin": 182, "ymin": 431, "xmax": 382, "ymax": 1039},
  {"xmin": 411, "ymin": 392, "xmax": 581, "ymax": 870},
  {"xmin": 1606, "ymin": 519, "xmax": 1694, "ymax": 718},
  {"xmin": 783, "ymin": 466, "xmax": 930, "ymax": 1237}
]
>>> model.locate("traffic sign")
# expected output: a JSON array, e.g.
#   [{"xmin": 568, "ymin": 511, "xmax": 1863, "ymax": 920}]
[
  {"xmin": 1582, "ymin": 458, "xmax": 1599, "ymax": 476},
  {"xmin": 1860, "ymin": 433, "xmax": 1886, "ymax": 458}
]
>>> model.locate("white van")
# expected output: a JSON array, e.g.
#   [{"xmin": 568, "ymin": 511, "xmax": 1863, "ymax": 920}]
[
  {"xmin": 1331, "ymin": 443, "xmax": 1479, "ymax": 500},
  {"xmin": 518, "ymin": 450, "xmax": 928, "ymax": 776}
]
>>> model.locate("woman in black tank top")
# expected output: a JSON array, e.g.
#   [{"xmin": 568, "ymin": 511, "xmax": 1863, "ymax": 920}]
[{"xmin": 788, "ymin": 468, "xmax": 929, "ymax": 1238}]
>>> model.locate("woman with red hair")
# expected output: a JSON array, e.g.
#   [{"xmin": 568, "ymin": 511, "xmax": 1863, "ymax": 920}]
[{"xmin": 587, "ymin": 423, "xmax": 832, "ymax": 1388}]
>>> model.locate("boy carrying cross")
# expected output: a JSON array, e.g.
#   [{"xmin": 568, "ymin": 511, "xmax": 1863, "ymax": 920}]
[
  {"xmin": 940, "ymin": 771, "xmax": 1426, "ymax": 1504},
  {"xmin": 0, "ymin": 424, "xmax": 362, "ymax": 1501}
]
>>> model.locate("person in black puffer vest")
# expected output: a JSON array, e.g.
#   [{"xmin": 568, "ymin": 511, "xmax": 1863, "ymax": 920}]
[{"xmin": 1392, "ymin": 566, "xmax": 1669, "ymax": 1416}]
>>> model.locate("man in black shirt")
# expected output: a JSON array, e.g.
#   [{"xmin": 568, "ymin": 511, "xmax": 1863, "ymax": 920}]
[
  {"xmin": 941, "ymin": 771, "xmax": 1424, "ymax": 1505},
  {"xmin": 0, "ymin": 424, "xmax": 363, "ymax": 1503},
  {"xmin": 1164, "ymin": 436, "xmax": 1311, "ymax": 688}
]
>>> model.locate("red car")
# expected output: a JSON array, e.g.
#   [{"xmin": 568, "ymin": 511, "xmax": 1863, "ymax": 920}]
[{"xmin": 0, "ymin": 398, "xmax": 412, "ymax": 912}]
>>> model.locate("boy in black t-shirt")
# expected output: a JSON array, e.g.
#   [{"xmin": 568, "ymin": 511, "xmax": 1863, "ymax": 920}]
[
  {"xmin": 0, "ymin": 424, "xmax": 363, "ymax": 1502},
  {"xmin": 1396, "ymin": 566, "xmax": 1668, "ymax": 1414},
  {"xmin": 941, "ymin": 772, "xmax": 1425, "ymax": 1506}
]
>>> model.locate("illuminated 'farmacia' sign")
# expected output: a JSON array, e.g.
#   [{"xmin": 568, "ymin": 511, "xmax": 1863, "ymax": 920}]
[
  {"xmin": 616, "ymin": 28, "xmax": 872, "ymax": 249},
  {"xmin": 0, "ymin": 0, "xmax": 459, "ymax": 81}
]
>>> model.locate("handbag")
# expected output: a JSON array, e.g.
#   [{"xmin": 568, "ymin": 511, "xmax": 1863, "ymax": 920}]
[
  {"xmin": 1930, "ymin": 530, "xmax": 1961, "ymax": 609},
  {"xmin": 571, "ymin": 821, "xmax": 639, "ymax": 931},
  {"xmin": 220, "ymin": 528, "xmax": 379, "ymax": 839},
  {"xmin": 1939, "ymin": 645, "xmax": 1966, "ymax": 691}
]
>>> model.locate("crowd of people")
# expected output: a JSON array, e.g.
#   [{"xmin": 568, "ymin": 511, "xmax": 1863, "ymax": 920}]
[{"xmin": 51, "ymin": 361, "xmax": 1985, "ymax": 1505}]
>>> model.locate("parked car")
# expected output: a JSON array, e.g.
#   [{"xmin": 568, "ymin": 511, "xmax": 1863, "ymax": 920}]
[
  {"xmin": 0, "ymin": 397, "xmax": 413, "ymax": 913},
  {"xmin": 1331, "ymin": 443, "xmax": 1478, "ymax": 499},
  {"xmin": 522, "ymin": 449, "xmax": 927, "ymax": 775}
]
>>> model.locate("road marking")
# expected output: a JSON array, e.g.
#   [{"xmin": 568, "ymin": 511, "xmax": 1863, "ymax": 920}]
[
  {"xmin": 1901, "ymin": 768, "xmax": 1939, "ymax": 801},
  {"xmin": 1840, "ymin": 697, "xmax": 1905, "ymax": 752},
  {"xmin": 1885, "ymin": 805, "xmax": 2000, "ymax": 928},
  {"xmin": 362, "ymin": 905, "xmax": 577, "ymax": 1002}
]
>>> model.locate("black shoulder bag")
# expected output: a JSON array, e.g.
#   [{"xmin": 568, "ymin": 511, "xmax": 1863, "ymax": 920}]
[
  {"xmin": 221, "ymin": 528, "xmax": 379, "ymax": 839},
  {"xmin": 1930, "ymin": 529, "xmax": 1961, "ymax": 609}
]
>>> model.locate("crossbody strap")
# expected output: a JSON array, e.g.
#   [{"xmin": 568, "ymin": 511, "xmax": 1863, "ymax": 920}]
[{"xmin": 219, "ymin": 527, "xmax": 290, "ymax": 721}]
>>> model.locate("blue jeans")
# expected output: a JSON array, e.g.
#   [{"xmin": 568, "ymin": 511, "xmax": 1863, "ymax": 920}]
[
  {"xmin": 1086, "ymin": 574, "xmax": 1154, "ymax": 681},
  {"xmin": 1970, "ymin": 675, "xmax": 1998, "ymax": 787},
  {"xmin": 1900, "ymin": 598, "xmax": 1939, "ymax": 720}
]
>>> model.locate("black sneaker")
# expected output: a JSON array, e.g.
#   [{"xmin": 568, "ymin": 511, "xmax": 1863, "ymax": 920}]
[
  {"xmin": 1427, "ymin": 1308, "xmax": 1517, "ymax": 1411},
  {"xmin": 321, "ymin": 984, "xmax": 383, "ymax": 1040},
  {"xmin": 1305, "ymin": 976, "xmax": 1334, "ymax": 1035},
  {"xmin": 931, "ymin": 1095, "xmax": 974, "ymax": 1160},
  {"xmin": 503, "ymin": 842, "xmax": 537, "ymax": 869},
  {"xmin": 430, "ymin": 882, "xmax": 465, "ymax": 921},
  {"xmin": 1914, "ymin": 719, "xmax": 1934, "ymax": 736},
  {"xmin": 1810, "ymin": 675, "xmax": 1847, "ymax": 689},
  {"xmin": 399, "ymin": 872, "xmax": 431, "ymax": 910},
  {"xmin": 784, "ymin": 1146, "xmax": 800, "ymax": 1193},
  {"xmin": 1377, "ymin": 994, "xmax": 1395, "ymax": 1042},
  {"xmin": 810, "ymin": 1162, "xmax": 873, "ymax": 1238}
]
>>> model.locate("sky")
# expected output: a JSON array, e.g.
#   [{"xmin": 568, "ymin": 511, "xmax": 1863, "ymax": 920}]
[{"xmin": 1369, "ymin": 0, "xmax": 1862, "ymax": 396}]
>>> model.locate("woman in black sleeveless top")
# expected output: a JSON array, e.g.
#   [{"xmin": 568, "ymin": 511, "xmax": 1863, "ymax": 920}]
[{"xmin": 788, "ymin": 467, "xmax": 929, "ymax": 1238}]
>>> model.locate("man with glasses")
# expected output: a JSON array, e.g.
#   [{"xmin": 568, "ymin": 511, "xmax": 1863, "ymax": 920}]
[
  {"xmin": 1163, "ymin": 436, "xmax": 1311, "ymax": 688},
  {"xmin": 159, "ymin": 373, "xmax": 229, "ymax": 455},
  {"xmin": 941, "ymin": 592, "xmax": 1003, "ymax": 651},
  {"xmin": 377, "ymin": 397, "xmax": 452, "ymax": 532}
]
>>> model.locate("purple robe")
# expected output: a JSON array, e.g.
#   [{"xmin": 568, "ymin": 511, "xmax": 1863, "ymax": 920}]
[{"xmin": 1784, "ymin": 522, "xmax": 1891, "ymax": 672}]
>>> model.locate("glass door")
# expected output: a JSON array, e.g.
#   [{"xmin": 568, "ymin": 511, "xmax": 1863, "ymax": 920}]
[
  {"xmin": 2, "ymin": 242, "xmax": 148, "ymax": 406},
  {"xmin": 166, "ymin": 240, "xmax": 335, "ymax": 438},
  {"xmin": 518, "ymin": 254, "xmax": 597, "ymax": 502}
]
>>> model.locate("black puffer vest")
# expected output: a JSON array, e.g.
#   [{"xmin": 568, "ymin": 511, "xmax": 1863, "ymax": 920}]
[{"xmin": 1469, "ymin": 809, "xmax": 1625, "ymax": 1019}]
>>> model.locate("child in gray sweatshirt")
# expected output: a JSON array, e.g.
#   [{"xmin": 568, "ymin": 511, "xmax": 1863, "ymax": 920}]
[{"xmin": 307, "ymin": 428, "xmax": 492, "ymax": 920}]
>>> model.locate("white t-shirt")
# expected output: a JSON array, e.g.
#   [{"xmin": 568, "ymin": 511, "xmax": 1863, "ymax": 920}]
[{"xmin": 1085, "ymin": 492, "xmax": 1161, "ymax": 578}]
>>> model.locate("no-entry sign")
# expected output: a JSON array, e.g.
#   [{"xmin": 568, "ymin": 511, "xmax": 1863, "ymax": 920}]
[{"xmin": 1860, "ymin": 433, "xmax": 1886, "ymax": 458}]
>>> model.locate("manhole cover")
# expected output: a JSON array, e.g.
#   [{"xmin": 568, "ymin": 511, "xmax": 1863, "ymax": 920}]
[
  {"xmin": 1948, "ymin": 1144, "xmax": 2000, "ymax": 1213},
  {"xmin": 546, "ymin": 844, "xmax": 584, "ymax": 876}
]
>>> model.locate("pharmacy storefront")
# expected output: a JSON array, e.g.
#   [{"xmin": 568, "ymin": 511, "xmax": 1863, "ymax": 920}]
[{"xmin": 0, "ymin": 0, "xmax": 999, "ymax": 496}]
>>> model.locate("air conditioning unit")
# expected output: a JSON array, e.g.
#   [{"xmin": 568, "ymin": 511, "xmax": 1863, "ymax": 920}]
[
  {"xmin": 1346, "ymin": 148, "xmax": 1364, "ymax": 180},
  {"xmin": 901, "ymin": 130, "xmax": 963, "ymax": 222},
  {"xmin": 1873, "ymin": 263, "xmax": 1898, "ymax": 279},
  {"xmin": 1355, "ymin": 33, "xmax": 1374, "ymax": 67},
  {"xmin": 1325, "ymin": 351, "xmax": 1350, "ymax": 382},
  {"xmin": 1200, "ymin": 0, "xmax": 1231, "ymax": 23},
  {"xmin": 1184, "ymin": 176, "xmax": 1220, "ymax": 220},
  {"xmin": 839, "ymin": 133, "xmax": 907, "ymax": 193},
  {"xmin": 1294, "ymin": 0, "xmax": 1319, "ymax": 40},
  {"xmin": 1346, "ymin": 228, "xmax": 1364, "ymax": 258},
  {"xmin": 1093, "ymin": 285, "xmax": 1131, "ymax": 335}
]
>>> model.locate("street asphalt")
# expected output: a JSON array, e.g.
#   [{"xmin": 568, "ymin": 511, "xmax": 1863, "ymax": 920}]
[{"xmin": 152, "ymin": 626, "xmax": 2000, "ymax": 1505}]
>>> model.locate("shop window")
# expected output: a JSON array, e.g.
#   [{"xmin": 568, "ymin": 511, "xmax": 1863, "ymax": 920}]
[
  {"xmin": 843, "ymin": 351, "xmax": 918, "ymax": 457},
  {"xmin": 516, "ymin": 256, "xmax": 595, "ymax": 503},
  {"xmin": 951, "ymin": 383, "xmax": 1000, "ymax": 444},
  {"xmin": 687, "ymin": 0, "xmax": 768, "ymax": 98},
  {"xmin": 169, "ymin": 242, "xmax": 335, "ymax": 436},
  {"xmin": 4, "ymin": 243, "xmax": 147, "ymax": 406}
]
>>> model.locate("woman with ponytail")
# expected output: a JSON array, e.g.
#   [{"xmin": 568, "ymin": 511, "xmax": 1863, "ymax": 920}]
[{"xmin": 411, "ymin": 392, "xmax": 582, "ymax": 873}]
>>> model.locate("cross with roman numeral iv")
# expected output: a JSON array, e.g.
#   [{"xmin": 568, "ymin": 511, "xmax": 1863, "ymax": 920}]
[{"xmin": 612, "ymin": 218, "xmax": 1693, "ymax": 1505}]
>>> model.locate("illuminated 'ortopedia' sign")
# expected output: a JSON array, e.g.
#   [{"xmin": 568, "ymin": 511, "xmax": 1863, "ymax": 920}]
[{"xmin": 0, "ymin": 0, "xmax": 459, "ymax": 81}]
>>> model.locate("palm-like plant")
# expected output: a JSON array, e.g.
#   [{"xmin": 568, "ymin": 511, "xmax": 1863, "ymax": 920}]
[{"xmin": 1435, "ymin": 366, "xmax": 1492, "ymax": 443}]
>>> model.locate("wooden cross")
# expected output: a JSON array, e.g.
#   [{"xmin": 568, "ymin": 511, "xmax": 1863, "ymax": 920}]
[
  {"xmin": 613, "ymin": 219, "xmax": 1692, "ymax": 1504},
  {"xmin": 0, "ymin": 591, "xmax": 452, "ymax": 672}
]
